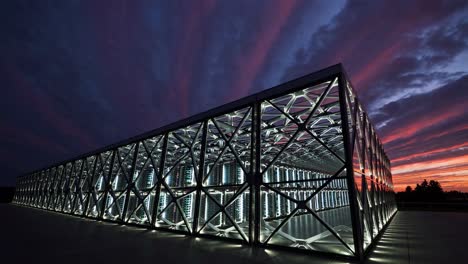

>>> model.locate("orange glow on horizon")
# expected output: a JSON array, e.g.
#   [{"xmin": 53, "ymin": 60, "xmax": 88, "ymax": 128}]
[{"xmin": 392, "ymin": 154, "xmax": 468, "ymax": 192}]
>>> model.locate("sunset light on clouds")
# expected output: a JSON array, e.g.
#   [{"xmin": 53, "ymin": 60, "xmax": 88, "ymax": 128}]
[{"xmin": 0, "ymin": 1, "xmax": 467, "ymax": 192}]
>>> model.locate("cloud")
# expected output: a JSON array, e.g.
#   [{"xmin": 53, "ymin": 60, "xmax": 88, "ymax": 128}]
[
  {"xmin": 0, "ymin": 1, "xmax": 467, "ymax": 192},
  {"xmin": 274, "ymin": 0, "xmax": 468, "ymax": 191},
  {"xmin": 226, "ymin": 0, "xmax": 299, "ymax": 100}
]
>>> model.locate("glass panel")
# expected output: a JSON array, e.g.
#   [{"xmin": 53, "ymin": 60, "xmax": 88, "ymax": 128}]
[
  {"xmin": 74, "ymin": 156, "xmax": 95, "ymax": 215},
  {"xmin": 156, "ymin": 123, "xmax": 202, "ymax": 232},
  {"xmin": 198, "ymin": 107, "xmax": 252, "ymax": 241},
  {"xmin": 64, "ymin": 161, "xmax": 82, "ymax": 213},
  {"xmin": 259, "ymin": 78, "xmax": 355, "ymax": 255},
  {"xmin": 39, "ymin": 170, "xmax": 49, "ymax": 208},
  {"xmin": 54, "ymin": 164, "xmax": 68, "ymax": 211},
  {"xmin": 126, "ymin": 135, "xmax": 164, "ymax": 225},
  {"xmin": 32, "ymin": 172, "xmax": 40, "ymax": 207},
  {"xmin": 87, "ymin": 151, "xmax": 112, "ymax": 218},
  {"xmin": 103, "ymin": 144, "xmax": 136, "ymax": 221},
  {"xmin": 47, "ymin": 167, "xmax": 58, "ymax": 210}
]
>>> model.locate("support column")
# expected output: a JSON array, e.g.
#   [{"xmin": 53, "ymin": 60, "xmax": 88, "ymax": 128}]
[
  {"xmin": 252, "ymin": 102, "xmax": 262, "ymax": 244},
  {"xmin": 193, "ymin": 121, "xmax": 208, "ymax": 234},
  {"xmin": 122, "ymin": 142, "xmax": 140, "ymax": 223},
  {"xmin": 338, "ymin": 72, "xmax": 364, "ymax": 259}
]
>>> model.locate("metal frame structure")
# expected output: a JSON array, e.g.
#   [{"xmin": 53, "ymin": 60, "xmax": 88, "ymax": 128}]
[{"xmin": 13, "ymin": 64, "xmax": 396, "ymax": 260}]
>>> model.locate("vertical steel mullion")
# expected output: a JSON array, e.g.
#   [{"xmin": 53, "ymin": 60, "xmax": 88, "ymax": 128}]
[
  {"xmin": 362, "ymin": 114, "xmax": 373, "ymax": 237},
  {"xmin": 59, "ymin": 165, "xmax": 68, "ymax": 211},
  {"xmin": 192, "ymin": 121, "xmax": 208, "ymax": 234},
  {"xmin": 253, "ymin": 102, "xmax": 262, "ymax": 244},
  {"xmin": 24, "ymin": 176, "xmax": 27, "ymax": 204},
  {"xmin": 32, "ymin": 173, "xmax": 38, "ymax": 206},
  {"xmin": 20, "ymin": 177, "xmax": 23, "ymax": 203},
  {"xmin": 248, "ymin": 105, "xmax": 255, "ymax": 244},
  {"xmin": 39, "ymin": 172, "xmax": 45, "ymax": 206},
  {"xmin": 53, "ymin": 166, "xmax": 64, "ymax": 211},
  {"xmin": 84, "ymin": 156, "xmax": 98, "ymax": 216},
  {"xmin": 24, "ymin": 175, "xmax": 31, "ymax": 205},
  {"xmin": 72, "ymin": 160, "xmax": 85, "ymax": 214},
  {"xmin": 36, "ymin": 172, "xmax": 41, "ymax": 206},
  {"xmin": 39, "ymin": 172, "xmax": 44, "ymax": 206},
  {"xmin": 66, "ymin": 163, "xmax": 76, "ymax": 211},
  {"xmin": 372, "ymin": 133, "xmax": 380, "ymax": 228},
  {"xmin": 151, "ymin": 133, "xmax": 169, "ymax": 227},
  {"xmin": 68, "ymin": 162, "xmax": 78, "ymax": 212},
  {"xmin": 40, "ymin": 170, "xmax": 48, "ymax": 208},
  {"xmin": 46, "ymin": 168, "xmax": 57, "ymax": 209},
  {"xmin": 28, "ymin": 175, "xmax": 31, "ymax": 204},
  {"xmin": 51, "ymin": 169, "xmax": 58, "ymax": 209},
  {"xmin": 58, "ymin": 167, "xmax": 66, "ymax": 210},
  {"xmin": 76, "ymin": 160, "xmax": 86, "ymax": 213},
  {"xmin": 28, "ymin": 175, "xmax": 31, "ymax": 205},
  {"xmin": 33, "ymin": 173, "xmax": 39, "ymax": 206},
  {"xmin": 338, "ymin": 72, "xmax": 363, "ymax": 259},
  {"xmin": 368, "ymin": 119, "xmax": 375, "ymax": 227},
  {"xmin": 72, "ymin": 161, "xmax": 84, "ymax": 212},
  {"xmin": 45, "ymin": 170, "xmax": 50, "ymax": 207},
  {"xmin": 122, "ymin": 142, "xmax": 140, "ymax": 223},
  {"xmin": 30, "ymin": 174, "xmax": 34, "ymax": 206},
  {"xmin": 42, "ymin": 171, "xmax": 47, "ymax": 207},
  {"xmin": 100, "ymin": 150, "xmax": 116, "ymax": 219},
  {"xmin": 62, "ymin": 162, "xmax": 75, "ymax": 212},
  {"xmin": 26, "ymin": 175, "xmax": 30, "ymax": 204},
  {"xmin": 20, "ymin": 177, "xmax": 24, "ymax": 203},
  {"xmin": 33, "ymin": 174, "xmax": 37, "ymax": 205},
  {"xmin": 29, "ymin": 174, "xmax": 33, "ymax": 206},
  {"xmin": 32, "ymin": 174, "xmax": 36, "ymax": 205}
]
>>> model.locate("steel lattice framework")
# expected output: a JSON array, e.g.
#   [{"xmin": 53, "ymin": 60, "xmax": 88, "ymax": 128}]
[{"xmin": 13, "ymin": 64, "xmax": 396, "ymax": 259}]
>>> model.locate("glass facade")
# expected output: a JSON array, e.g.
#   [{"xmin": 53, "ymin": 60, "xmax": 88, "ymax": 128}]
[{"xmin": 12, "ymin": 64, "xmax": 396, "ymax": 259}]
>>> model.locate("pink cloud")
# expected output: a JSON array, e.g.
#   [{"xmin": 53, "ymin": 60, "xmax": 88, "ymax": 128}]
[{"xmin": 228, "ymin": 0, "xmax": 298, "ymax": 100}]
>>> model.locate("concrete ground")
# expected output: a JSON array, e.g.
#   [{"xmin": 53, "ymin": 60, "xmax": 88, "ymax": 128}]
[
  {"xmin": 365, "ymin": 210, "xmax": 468, "ymax": 264},
  {"xmin": 1, "ymin": 204, "xmax": 467, "ymax": 264}
]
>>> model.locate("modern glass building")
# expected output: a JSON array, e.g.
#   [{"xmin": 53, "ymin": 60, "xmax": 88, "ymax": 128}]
[{"xmin": 13, "ymin": 64, "xmax": 396, "ymax": 259}]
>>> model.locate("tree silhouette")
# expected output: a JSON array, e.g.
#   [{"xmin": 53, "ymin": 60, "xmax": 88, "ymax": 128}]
[
  {"xmin": 428, "ymin": 180, "xmax": 443, "ymax": 193},
  {"xmin": 405, "ymin": 186, "xmax": 412, "ymax": 193},
  {"xmin": 397, "ymin": 179, "xmax": 468, "ymax": 206},
  {"xmin": 414, "ymin": 179, "xmax": 443, "ymax": 193},
  {"xmin": 398, "ymin": 179, "xmax": 445, "ymax": 201}
]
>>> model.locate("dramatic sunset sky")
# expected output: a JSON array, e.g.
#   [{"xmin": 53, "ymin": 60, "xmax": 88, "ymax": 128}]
[{"xmin": 1, "ymin": 1, "xmax": 467, "ymax": 191}]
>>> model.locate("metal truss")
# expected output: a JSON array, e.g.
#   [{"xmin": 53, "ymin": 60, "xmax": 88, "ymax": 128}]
[{"xmin": 13, "ymin": 64, "xmax": 396, "ymax": 260}]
